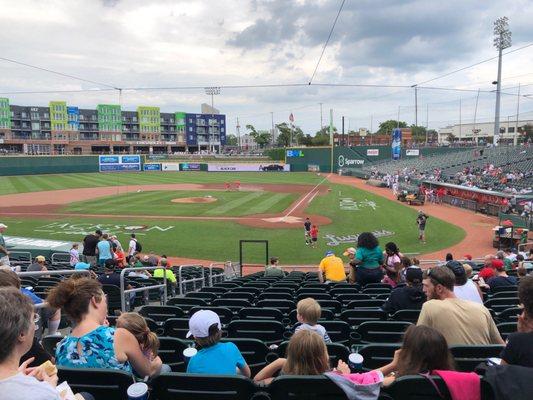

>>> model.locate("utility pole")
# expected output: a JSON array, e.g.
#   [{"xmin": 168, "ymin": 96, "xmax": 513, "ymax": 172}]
[
  {"xmin": 473, "ymin": 89, "xmax": 480, "ymax": 145},
  {"xmin": 425, "ymin": 104, "xmax": 429, "ymax": 144},
  {"xmin": 319, "ymin": 103, "xmax": 323, "ymax": 130},
  {"xmin": 459, "ymin": 98, "xmax": 462, "ymax": 141},
  {"xmin": 397, "ymin": 106, "xmax": 400, "ymax": 129},
  {"xmin": 270, "ymin": 111, "xmax": 275, "ymax": 146},
  {"xmin": 514, "ymin": 83, "xmax": 520, "ymax": 145},
  {"xmin": 236, "ymin": 117, "xmax": 241, "ymax": 152},
  {"xmin": 342, "ymin": 116, "xmax": 345, "ymax": 146},
  {"xmin": 413, "ymin": 85, "xmax": 418, "ymax": 126},
  {"xmin": 493, "ymin": 17, "xmax": 512, "ymax": 146}
]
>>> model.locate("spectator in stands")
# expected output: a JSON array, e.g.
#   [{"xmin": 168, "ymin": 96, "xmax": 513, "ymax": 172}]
[
  {"xmin": 98, "ymin": 259, "xmax": 135, "ymax": 308},
  {"xmin": 82, "ymin": 229, "xmax": 101, "ymax": 267},
  {"xmin": 111, "ymin": 243, "xmax": 125, "ymax": 268},
  {"xmin": 486, "ymin": 260, "xmax": 518, "ymax": 290},
  {"xmin": 186, "ymin": 310, "xmax": 250, "ymax": 377},
  {"xmin": 110, "ymin": 235, "xmax": 123, "ymax": 252},
  {"xmin": 294, "ymin": 298, "xmax": 331, "ymax": 343},
  {"xmin": 382, "ymin": 266, "xmax": 426, "ymax": 314},
  {"xmin": 69, "ymin": 243, "xmax": 80, "ymax": 267},
  {"xmin": 0, "ymin": 270, "xmax": 54, "ymax": 367},
  {"xmin": 382, "ymin": 242, "xmax": 403, "ymax": 287},
  {"xmin": 350, "ymin": 232, "xmax": 384, "ymax": 286},
  {"xmin": 462, "ymin": 254, "xmax": 478, "ymax": 269},
  {"xmin": 128, "ymin": 234, "xmax": 138, "ymax": 258},
  {"xmin": 27, "ymin": 255, "xmax": 48, "ymax": 273},
  {"xmin": 418, "ymin": 266, "xmax": 504, "ymax": 345},
  {"xmin": 116, "ymin": 312, "xmax": 171, "ymax": 374},
  {"xmin": 501, "ymin": 276, "xmax": 533, "ymax": 367},
  {"xmin": 0, "ymin": 288, "xmax": 84, "ymax": 399},
  {"xmin": 48, "ymin": 277, "xmax": 163, "ymax": 377},
  {"xmin": 96, "ymin": 233, "xmax": 113, "ymax": 267},
  {"xmin": 446, "ymin": 261, "xmax": 483, "ymax": 304},
  {"xmin": 264, "ymin": 257, "xmax": 284, "ymax": 277},
  {"xmin": 338, "ymin": 325, "xmax": 455, "ymax": 387},
  {"xmin": 153, "ymin": 258, "xmax": 177, "ymax": 296},
  {"xmin": 318, "ymin": 251, "xmax": 346, "ymax": 284},
  {"xmin": 478, "ymin": 255, "xmax": 496, "ymax": 281},
  {"xmin": 0, "ymin": 223, "xmax": 10, "ymax": 269},
  {"xmin": 445, "ymin": 253, "xmax": 453, "ymax": 262}
]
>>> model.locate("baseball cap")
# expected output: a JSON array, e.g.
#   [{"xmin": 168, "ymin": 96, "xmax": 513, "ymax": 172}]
[
  {"xmin": 0, "ymin": 223, "xmax": 7, "ymax": 229},
  {"xmin": 463, "ymin": 254, "xmax": 472, "ymax": 260},
  {"xmin": 445, "ymin": 260, "xmax": 466, "ymax": 277},
  {"xmin": 35, "ymin": 255, "xmax": 46, "ymax": 262},
  {"xmin": 187, "ymin": 310, "xmax": 221, "ymax": 338},
  {"xmin": 343, "ymin": 247, "xmax": 356, "ymax": 256},
  {"xmin": 405, "ymin": 266, "xmax": 423, "ymax": 283},
  {"xmin": 325, "ymin": 250, "xmax": 334, "ymax": 257},
  {"xmin": 491, "ymin": 259, "xmax": 505, "ymax": 271}
]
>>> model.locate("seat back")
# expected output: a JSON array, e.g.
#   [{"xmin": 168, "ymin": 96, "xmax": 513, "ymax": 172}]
[
  {"xmin": 239, "ymin": 307, "xmax": 285, "ymax": 322},
  {"xmin": 359, "ymin": 343, "xmax": 402, "ymax": 370},
  {"xmin": 227, "ymin": 319, "xmax": 285, "ymax": 345},
  {"xmin": 152, "ymin": 373, "xmax": 259, "ymax": 400},
  {"xmin": 384, "ymin": 375, "xmax": 451, "ymax": 400},
  {"xmin": 189, "ymin": 306, "xmax": 234, "ymax": 325},
  {"xmin": 497, "ymin": 322, "xmax": 517, "ymax": 340},
  {"xmin": 57, "ymin": 367, "xmax": 133, "ymax": 400},
  {"xmin": 316, "ymin": 299, "xmax": 342, "ymax": 314},
  {"xmin": 163, "ymin": 318, "xmax": 192, "ymax": 339},
  {"xmin": 319, "ymin": 320, "xmax": 351, "ymax": 345},
  {"xmin": 340, "ymin": 309, "xmax": 387, "ymax": 327},
  {"xmin": 102, "ymin": 284, "xmax": 122, "ymax": 314},
  {"xmin": 167, "ymin": 297, "xmax": 208, "ymax": 312},
  {"xmin": 391, "ymin": 309, "xmax": 422, "ymax": 323},
  {"xmin": 256, "ymin": 299, "xmax": 296, "ymax": 314},
  {"xmin": 138, "ymin": 305, "xmax": 184, "ymax": 323},
  {"xmin": 221, "ymin": 338, "xmax": 270, "ymax": 376},
  {"xmin": 450, "ymin": 345, "xmax": 505, "ymax": 372},
  {"xmin": 346, "ymin": 299, "xmax": 385, "ymax": 308},
  {"xmin": 268, "ymin": 375, "xmax": 349, "ymax": 400},
  {"xmin": 496, "ymin": 306, "xmax": 521, "ymax": 323},
  {"xmin": 158, "ymin": 336, "xmax": 192, "ymax": 372},
  {"xmin": 356, "ymin": 321, "xmax": 412, "ymax": 343}
]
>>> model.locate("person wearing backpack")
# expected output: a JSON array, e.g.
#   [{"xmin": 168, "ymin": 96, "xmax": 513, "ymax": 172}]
[{"xmin": 128, "ymin": 233, "xmax": 142, "ymax": 257}]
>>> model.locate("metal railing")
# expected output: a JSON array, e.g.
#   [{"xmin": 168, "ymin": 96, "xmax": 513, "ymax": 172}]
[
  {"xmin": 208, "ymin": 263, "xmax": 227, "ymax": 286},
  {"xmin": 119, "ymin": 267, "xmax": 167, "ymax": 313},
  {"xmin": 17, "ymin": 269, "xmax": 92, "ymax": 309},
  {"xmin": 9, "ymin": 251, "xmax": 33, "ymax": 264},
  {"xmin": 177, "ymin": 265, "xmax": 204, "ymax": 296}
]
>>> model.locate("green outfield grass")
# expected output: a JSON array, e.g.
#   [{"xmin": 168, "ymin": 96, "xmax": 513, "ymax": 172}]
[
  {"xmin": 0, "ymin": 172, "xmax": 465, "ymax": 264},
  {"xmin": 63, "ymin": 190, "xmax": 298, "ymax": 217},
  {"xmin": 0, "ymin": 171, "xmax": 323, "ymax": 195}
]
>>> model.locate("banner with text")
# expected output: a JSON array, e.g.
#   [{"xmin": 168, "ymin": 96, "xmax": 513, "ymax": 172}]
[
  {"xmin": 208, "ymin": 163, "xmax": 289, "ymax": 172},
  {"xmin": 99, "ymin": 155, "xmax": 141, "ymax": 172},
  {"xmin": 391, "ymin": 128, "xmax": 402, "ymax": 160}
]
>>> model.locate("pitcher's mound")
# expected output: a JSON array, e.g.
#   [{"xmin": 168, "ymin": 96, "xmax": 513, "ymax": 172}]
[{"xmin": 171, "ymin": 197, "xmax": 217, "ymax": 204}]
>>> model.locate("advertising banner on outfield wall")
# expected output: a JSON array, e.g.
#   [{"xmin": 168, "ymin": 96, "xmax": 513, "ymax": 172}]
[
  {"xmin": 391, "ymin": 128, "xmax": 402, "ymax": 160},
  {"xmin": 143, "ymin": 163, "xmax": 162, "ymax": 171},
  {"xmin": 99, "ymin": 155, "xmax": 141, "ymax": 172},
  {"xmin": 180, "ymin": 163, "xmax": 204, "ymax": 171},
  {"xmin": 208, "ymin": 163, "xmax": 290, "ymax": 172},
  {"xmin": 406, "ymin": 149, "xmax": 420, "ymax": 156},
  {"xmin": 162, "ymin": 163, "xmax": 180, "ymax": 171},
  {"xmin": 366, "ymin": 149, "xmax": 379, "ymax": 156}
]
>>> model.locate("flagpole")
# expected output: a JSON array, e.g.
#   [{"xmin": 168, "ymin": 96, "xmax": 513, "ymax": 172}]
[{"xmin": 330, "ymin": 108, "xmax": 334, "ymax": 174}]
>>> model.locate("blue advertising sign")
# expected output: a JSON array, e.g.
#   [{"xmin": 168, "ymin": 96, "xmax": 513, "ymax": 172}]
[
  {"xmin": 180, "ymin": 163, "xmax": 202, "ymax": 171},
  {"xmin": 286, "ymin": 150, "xmax": 304, "ymax": 157},
  {"xmin": 143, "ymin": 163, "xmax": 162, "ymax": 171},
  {"xmin": 121, "ymin": 155, "xmax": 141, "ymax": 163},
  {"xmin": 391, "ymin": 128, "xmax": 402, "ymax": 160},
  {"xmin": 99, "ymin": 156, "xmax": 120, "ymax": 164}
]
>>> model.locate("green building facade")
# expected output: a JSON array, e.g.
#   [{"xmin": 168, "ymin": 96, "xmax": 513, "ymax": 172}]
[
  {"xmin": 0, "ymin": 98, "xmax": 10, "ymax": 129},
  {"xmin": 49, "ymin": 101, "xmax": 68, "ymax": 131},
  {"xmin": 137, "ymin": 106, "xmax": 160, "ymax": 133},
  {"xmin": 175, "ymin": 111, "xmax": 186, "ymax": 140},
  {"xmin": 97, "ymin": 104, "xmax": 122, "ymax": 132}
]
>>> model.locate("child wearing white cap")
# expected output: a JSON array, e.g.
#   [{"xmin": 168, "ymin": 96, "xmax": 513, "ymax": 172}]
[{"xmin": 186, "ymin": 310, "xmax": 250, "ymax": 377}]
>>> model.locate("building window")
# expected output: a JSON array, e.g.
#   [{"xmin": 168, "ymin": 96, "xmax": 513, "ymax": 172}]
[
  {"xmin": 508, "ymin": 127, "xmax": 515, "ymax": 133},
  {"xmin": 21, "ymin": 112, "xmax": 27, "ymax": 118}
]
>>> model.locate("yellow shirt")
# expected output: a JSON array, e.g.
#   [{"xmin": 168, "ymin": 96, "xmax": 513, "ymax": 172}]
[
  {"xmin": 153, "ymin": 268, "xmax": 177, "ymax": 283},
  {"xmin": 319, "ymin": 255, "xmax": 346, "ymax": 282}
]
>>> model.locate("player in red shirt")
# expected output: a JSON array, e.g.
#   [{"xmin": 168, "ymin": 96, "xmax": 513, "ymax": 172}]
[{"xmin": 310, "ymin": 225, "xmax": 319, "ymax": 248}]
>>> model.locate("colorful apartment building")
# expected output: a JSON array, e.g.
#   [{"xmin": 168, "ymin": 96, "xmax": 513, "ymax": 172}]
[{"xmin": 0, "ymin": 99, "xmax": 226, "ymax": 155}]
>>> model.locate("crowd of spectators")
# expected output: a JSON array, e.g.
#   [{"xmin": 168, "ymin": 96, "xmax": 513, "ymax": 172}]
[{"xmin": 1, "ymin": 224, "xmax": 532, "ymax": 399}]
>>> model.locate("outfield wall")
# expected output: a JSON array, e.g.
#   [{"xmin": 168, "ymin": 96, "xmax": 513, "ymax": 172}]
[
  {"xmin": 0, "ymin": 155, "xmax": 99, "ymax": 176},
  {"xmin": 286, "ymin": 146, "xmax": 473, "ymax": 173}
]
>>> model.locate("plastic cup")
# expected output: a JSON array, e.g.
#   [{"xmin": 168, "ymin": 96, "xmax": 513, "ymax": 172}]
[
  {"xmin": 487, "ymin": 357, "xmax": 502, "ymax": 366},
  {"xmin": 127, "ymin": 382, "xmax": 149, "ymax": 400},
  {"xmin": 348, "ymin": 352, "xmax": 364, "ymax": 371},
  {"xmin": 183, "ymin": 346, "xmax": 198, "ymax": 365}
]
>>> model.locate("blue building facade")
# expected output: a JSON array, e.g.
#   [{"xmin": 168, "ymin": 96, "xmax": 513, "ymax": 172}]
[
  {"xmin": 67, "ymin": 106, "xmax": 79, "ymax": 131},
  {"xmin": 185, "ymin": 113, "xmax": 226, "ymax": 150}
]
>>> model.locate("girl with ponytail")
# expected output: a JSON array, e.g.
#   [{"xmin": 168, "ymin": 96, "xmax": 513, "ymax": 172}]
[{"xmin": 117, "ymin": 313, "xmax": 160, "ymax": 360}]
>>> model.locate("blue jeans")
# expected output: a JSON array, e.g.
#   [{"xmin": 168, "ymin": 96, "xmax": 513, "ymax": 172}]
[{"xmin": 356, "ymin": 266, "xmax": 383, "ymax": 286}]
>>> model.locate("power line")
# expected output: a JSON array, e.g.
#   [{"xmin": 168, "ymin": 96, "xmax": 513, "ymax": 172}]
[
  {"xmin": 414, "ymin": 42, "xmax": 533, "ymax": 86},
  {"xmin": 0, "ymin": 56, "xmax": 120, "ymax": 90},
  {"xmin": 308, "ymin": 0, "xmax": 345, "ymax": 85}
]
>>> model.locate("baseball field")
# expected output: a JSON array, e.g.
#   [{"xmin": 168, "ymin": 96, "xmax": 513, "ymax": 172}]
[{"xmin": 0, "ymin": 171, "xmax": 465, "ymax": 264}]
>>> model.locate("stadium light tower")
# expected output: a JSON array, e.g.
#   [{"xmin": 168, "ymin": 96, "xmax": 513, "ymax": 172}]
[
  {"xmin": 492, "ymin": 17, "xmax": 512, "ymax": 146},
  {"xmin": 204, "ymin": 86, "xmax": 220, "ymax": 153}
]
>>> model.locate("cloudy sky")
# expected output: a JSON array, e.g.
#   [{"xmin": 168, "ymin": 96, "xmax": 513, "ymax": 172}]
[{"xmin": 0, "ymin": 0, "xmax": 532, "ymax": 135}]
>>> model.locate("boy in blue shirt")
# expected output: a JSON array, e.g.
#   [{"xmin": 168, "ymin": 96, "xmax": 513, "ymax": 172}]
[{"xmin": 186, "ymin": 310, "xmax": 251, "ymax": 377}]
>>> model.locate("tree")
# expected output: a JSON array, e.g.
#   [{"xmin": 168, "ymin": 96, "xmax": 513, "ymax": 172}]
[
  {"xmin": 225, "ymin": 134, "xmax": 238, "ymax": 146},
  {"xmin": 410, "ymin": 125, "xmax": 427, "ymax": 143},
  {"xmin": 377, "ymin": 120, "xmax": 407, "ymax": 135},
  {"xmin": 520, "ymin": 123, "xmax": 533, "ymax": 143},
  {"xmin": 447, "ymin": 133, "xmax": 456, "ymax": 143},
  {"xmin": 275, "ymin": 122, "xmax": 304, "ymax": 147},
  {"xmin": 246, "ymin": 124, "xmax": 272, "ymax": 149}
]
